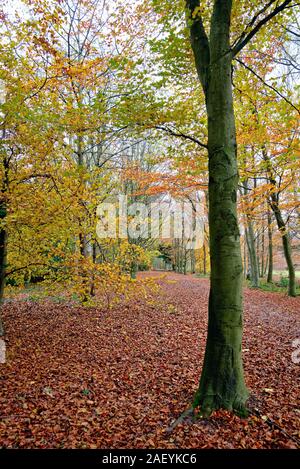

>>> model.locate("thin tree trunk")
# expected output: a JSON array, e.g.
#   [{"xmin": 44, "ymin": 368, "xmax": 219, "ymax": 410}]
[
  {"xmin": 271, "ymin": 201, "xmax": 296, "ymax": 296},
  {"xmin": 0, "ymin": 217, "xmax": 7, "ymax": 336},
  {"xmin": 245, "ymin": 222, "xmax": 260, "ymax": 287},
  {"xmin": 0, "ymin": 152, "xmax": 9, "ymax": 336},
  {"xmin": 191, "ymin": 249, "xmax": 195, "ymax": 274},
  {"xmin": 183, "ymin": 247, "xmax": 187, "ymax": 275},
  {"xmin": 267, "ymin": 210, "xmax": 273, "ymax": 283},
  {"xmin": 262, "ymin": 148, "xmax": 296, "ymax": 296},
  {"xmin": 187, "ymin": 0, "xmax": 248, "ymax": 415},
  {"xmin": 90, "ymin": 242, "xmax": 97, "ymax": 297},
  {"xmin": 243, "ymin": 237, "xmax": 246, "ymax": 278},
  {"xmin": 76, "ymin": 135, "xmax": 90, "ymax": 301},
  {"xmin": 264, "ymin": 252, "xmax": 269, "ymax": 277},
  {"xmin": 244, "ymin": 180, "xmax": 259, "ymax": 288},
  {"xmin": 256, "ymin": 230, "xmax": 260, "ymax": 279},
  {"xmin": 261, "ymin": 224, "xmax": 265, "ymax": 278},
  {"xmin": 174, "ymin": 240, "xmax": 179, "ymax": 272}
]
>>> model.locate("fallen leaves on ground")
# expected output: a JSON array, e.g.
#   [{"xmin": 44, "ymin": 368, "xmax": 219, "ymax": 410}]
[{"xmin": 0, "ymin": 272, "xmax": 299, "ymax": 448}]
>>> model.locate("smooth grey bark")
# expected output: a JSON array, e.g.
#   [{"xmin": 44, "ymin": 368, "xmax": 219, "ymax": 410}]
[
  {"xmin": 0, "ymin": 217, "xmax": 6, "ymax": 336},
  {"xmin": 190, "ymin": 248, "xmax": 195, "ymax": 273},
  {"xmin": 243, "ymin": 236, "xmax": 247, "ymax": 279},
  {"xmin": 245, "ymin": 223, "xmax": 260, "ymax": 288},
  {"xmin": 260, "ymin": 225, "xmax": 265, "ymax": 277},
  {"xmin": 242, "ymin": 181, "xmax": 260, "ymax": 288},
  {"xmin": 256, "ymin": 230, "xmax": 260, "ymax": 277},
  {"xmin": 90, "ymin": 242, "xmax": 97, "ymax": 297},
  {"xmin": 187, "ymin": 0, "xmax": 248, "ymax": 415}
]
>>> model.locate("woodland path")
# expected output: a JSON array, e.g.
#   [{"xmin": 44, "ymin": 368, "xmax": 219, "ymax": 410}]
[{"xmin": 0, "ymin": 272, "xmax": 299, "ymax": 448}]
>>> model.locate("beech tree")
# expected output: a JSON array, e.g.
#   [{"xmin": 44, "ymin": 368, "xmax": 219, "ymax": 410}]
[{"xmin": 184, "ymin": 0, "xmax": 297, "ymax": 415}]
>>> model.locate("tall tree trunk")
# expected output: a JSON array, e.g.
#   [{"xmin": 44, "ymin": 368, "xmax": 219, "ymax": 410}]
[
  {"xmin": 262, "ymin": 148, "xmax": 296, "ymax": 296},
  {"xmin": 267, "ymin": 210, "xmax": 273, "ymax": 283},
  {"xmin": 0, "ymin": 212, "xmax": 7, "ymax": 337},
  {"xmin": 76, "ymin": 135, "xmax": 90, "ymax": 301},
  {"xmin": 256, "ymin": 230, "xmax": 260, "ymax": 279},
  {"xmin": 191, "ymin": 248, "xmax": 195, "ymax": 274},
  {"xmin": 183, "ymin": 246, "xmax": 187, "ymax": 275},
  {"xmin": 90, "ymin": 242, "xmax": 97, "ymax": 297},
  {"xmin": 0, "ymin": 153, "xmax": 9, "ymax": 336},
  {"xmin": 187, "ymin": 0, "xmax": 248, "ymax": 415},
  {"xmin": 243, "ymin": 236, "xmax": 247, "ymax": 279},
  {"xmin": 245, "ymin": 223, "xmax": 260, "ymax": 288},
  {"xmin": 260, "ymin": 225, "xmax": 265, "ymax": 277}
]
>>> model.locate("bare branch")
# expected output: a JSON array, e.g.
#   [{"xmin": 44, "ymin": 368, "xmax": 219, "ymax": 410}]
[
  {"xmin": 235, "ymin": 58, "xmax": 300, "ymax": 115},
  {"xmin": 155, "ymin": 125, "xmax": 208, "ymax": 149},
  {"xmin": 232, "ymin": 0, "xmax": 294, "ymax": 57},
  {"xmin": 5, "ymin": 263, "xmax": 58, "ymax": 278}
]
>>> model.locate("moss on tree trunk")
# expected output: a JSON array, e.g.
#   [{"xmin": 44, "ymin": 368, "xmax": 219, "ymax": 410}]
[{"xmin": 187, "ymin": 0, "xmax": 249, "ymax": 415}]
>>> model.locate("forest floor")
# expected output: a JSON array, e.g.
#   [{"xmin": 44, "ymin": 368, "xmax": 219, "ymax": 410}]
[{"xmin": 0, "ymin": 272, "xmax": 299, "ymax": 449}]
